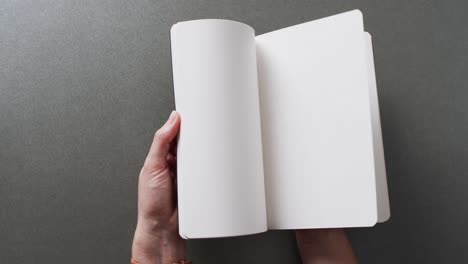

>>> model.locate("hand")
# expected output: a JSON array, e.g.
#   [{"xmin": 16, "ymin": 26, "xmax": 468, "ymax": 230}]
[
  {"xmin": 295, "ymin": 229, "xmax": 358, "ymax": 264},
  {"xmin": 132, "ymin": 111, "xmax": 185, "ymax": 264}
]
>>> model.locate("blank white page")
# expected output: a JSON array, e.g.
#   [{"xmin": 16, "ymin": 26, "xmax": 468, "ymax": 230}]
[
  {"xmin": 365, "ymin": 32, "xmax": 391, "ymax": 222},
  {"xmin": 256, "ymin": 10, "xmax": 378, "ymax": 229},
  {"xmin": 171, "ymin": 20, "xmax": 267, "ymax": 238}
]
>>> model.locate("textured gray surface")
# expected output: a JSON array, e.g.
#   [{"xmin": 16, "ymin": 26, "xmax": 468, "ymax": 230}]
[{"xmin": 1, "ymin": 0, "xmax": 467, "ymax": 263}]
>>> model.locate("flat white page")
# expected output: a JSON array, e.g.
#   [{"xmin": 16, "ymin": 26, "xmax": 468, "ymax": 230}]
[
  {"xmin": 171, "ymin": 20, "xmax": 267, "ymax": 238},
  {"xmin": 365, "ymin": 33, "xmax": 391, "ymax": 222},
  {"xmin": 256, "ymin": 10, "xmax": 378, "ymax": 229}
]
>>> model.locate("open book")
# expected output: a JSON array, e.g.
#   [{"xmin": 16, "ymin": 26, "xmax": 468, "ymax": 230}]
[{"xmin": 170, "ymin": 10, "xmax": 390, "ymax": 239}]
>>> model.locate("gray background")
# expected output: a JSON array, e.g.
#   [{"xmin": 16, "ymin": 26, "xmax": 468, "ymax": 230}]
[{"xmin": 1, "ymin": 0, "xmax": 467, "ymax": 263}]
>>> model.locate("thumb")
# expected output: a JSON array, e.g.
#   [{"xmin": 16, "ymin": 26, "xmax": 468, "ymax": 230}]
[{"xmin": 144, "ymin": 111, "xmax": 180, "ymax": 171}]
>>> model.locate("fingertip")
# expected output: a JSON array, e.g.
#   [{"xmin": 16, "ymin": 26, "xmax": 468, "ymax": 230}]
[
  {"xmin": 164, "ymin": 110, "xmax": 179, "ymax": 126},
  {"xmin": 159, "ymin": 111, "xmax": 180, "ymax": 136},
  {"xmin": 166, "ymin": 111, "xmax": 180, "ymax": 136},
  {"xmin": 144, "ymin": 111, "xmax": 181, "ymax": 170},
  {"xmin": 171, "ymin": 111, "xmax": 181, "ymax": 125}
]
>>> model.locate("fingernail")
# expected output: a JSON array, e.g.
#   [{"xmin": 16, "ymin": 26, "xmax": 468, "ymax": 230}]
[{"xmin": 167, "ymin": 111, "xmax": 177, "ymax": 124}]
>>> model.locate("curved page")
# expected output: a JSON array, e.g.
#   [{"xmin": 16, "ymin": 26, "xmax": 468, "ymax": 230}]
[
  {"xmin": 365, "ymin": 32, "xmax": 390, "ymax": 222},
  {"xmin": 171, "ymin": 20, "xmax": 266, "ymax": 238}
]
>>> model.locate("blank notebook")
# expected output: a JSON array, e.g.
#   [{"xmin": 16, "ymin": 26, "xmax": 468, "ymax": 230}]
[{"xmin": 170, "ymin": 10, "xmax": 390, "ymax": 239}]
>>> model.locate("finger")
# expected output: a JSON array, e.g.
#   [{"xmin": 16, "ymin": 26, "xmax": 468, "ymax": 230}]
[{"xmin": 144, "ymin": 111, "xmax": 181, "ymax": 170}]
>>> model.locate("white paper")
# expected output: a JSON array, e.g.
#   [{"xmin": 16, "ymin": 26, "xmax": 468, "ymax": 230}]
[
  {"xmin": 171, "ymin": 20, "xmax": 267, "ymax": 238},
  {"xmin": 365, "ymin": 32, "xmax": 391, "ymax": 222},
  {"xmin": 256, "ymin": 10, "xmax": 379, "ymax": 229}
]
